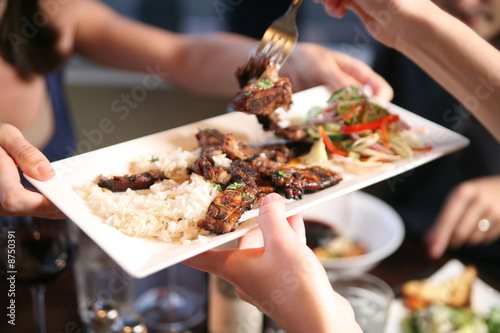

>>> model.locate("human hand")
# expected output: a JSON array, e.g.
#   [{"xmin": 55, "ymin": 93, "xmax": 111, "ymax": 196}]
[
  {"xmin": 426, "ymin": 176, "xmax": 500, "ymax": 259},
  {"xmin": 0, "ymin": 124, "xmax": 64, "ymax": 219},
  {"xmin": 184, "ymin": 193, "xmax": 361, "ymax": 333},
  {"xmin": 283, "ymin": 42, "xmax": 393, "ymax": 101},
  {"xmin": 312, "ymin": 0, "xmax": 435, "ymax": 48}
]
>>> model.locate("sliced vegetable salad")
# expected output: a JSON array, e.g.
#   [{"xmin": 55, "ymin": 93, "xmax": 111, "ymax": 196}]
[
  {"xmin": 405, "ymin": 304, "xmax": 500, "ymax": 333},
  {"xmin": 303, "ymin": 85, "xmax": 432, "ymax": 169}
]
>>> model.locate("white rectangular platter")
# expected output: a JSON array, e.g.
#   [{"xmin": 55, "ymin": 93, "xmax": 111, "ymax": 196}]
[{"xmin": 26, "ymin": 86, "xmax": 470, "ymax": 278}]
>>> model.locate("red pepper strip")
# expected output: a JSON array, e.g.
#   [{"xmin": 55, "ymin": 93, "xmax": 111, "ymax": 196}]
[
  {"xmin": 319, "ymin": 126, "xmax": 348, "ymax": 157},
  {"xmin": 342, "ymin": 103, "xmax": 358, "ymax": 122},
  {"xmin": 411, "ymin": 146, "xmax": 433, "ymax": 152},
  {"xmin": 341, "ymin": 114, "xmax": 400, "ymax": 133},
  {"xmin": 380, "ymin": 117, "xmax": 390, "ymax": 149}
]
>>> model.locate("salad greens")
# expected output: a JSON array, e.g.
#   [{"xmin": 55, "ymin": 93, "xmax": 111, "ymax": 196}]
[
  {"xmin": 405, "ymin": 304, "xmax": 500, "ymax": 333},
  {"xmin": 304, "ymin": 85, "xmax": 432, "ymax": 170}
]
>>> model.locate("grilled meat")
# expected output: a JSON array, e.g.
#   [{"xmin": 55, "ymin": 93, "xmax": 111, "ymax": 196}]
[
  {"xmin": 270, "ymin": 166, "xmax": 343, "ymax": 199},
  {"xmin": 196, "ymin": 128, "xmax": 225, "ymax": 149},
  {"xmin": 222, "ymin": 134, "xmax": 257, "ymax": 160},
  {"xmin": 197, "ymin": 186, "xmax": 257, "ymax": 234},
  {"xmin": 229, "ymin": 55, "xmax": 308, "ymax": 142},
  {"xmin": 193, "ymin": 129, "xmax": 342, "ymax": 233},
  {"xmin": 191, "ymin": 155, "xmax": 232, "ymax": 186},
  {"xmin": 248, "ymin": 144, "xmax": 292, "ymax": 178},
  {"xmin": 98, "ymin": 170, "xmax": 167, "ymax": 192},
  {"xmin": 230, "ymin": 78, "xmax": 293, "ymax": 117},
  {"xmin": 197, "ymin": 160, "xmax": 259, "ymax": 234},
  {"xmin": 235, "ymin": 55, "xmax": 278, "ymax": 88}
]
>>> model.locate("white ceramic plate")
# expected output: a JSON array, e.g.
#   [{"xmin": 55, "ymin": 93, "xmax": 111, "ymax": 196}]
[
  {"xmin": 384, "ymin": 259, "xmax": 500, "ymax": 333},
  {"xmin": 26, "ymin": 86, "xmax": 469, "ymax": 278},
  {"xmin": 301, "ymin": 191, "xmax": 405, "ymax": 274}
]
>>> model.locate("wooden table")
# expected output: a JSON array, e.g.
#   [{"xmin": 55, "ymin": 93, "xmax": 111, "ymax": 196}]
[{"xmin": 1, "ymin": 234, "xmax": 497, "ymax": 333}]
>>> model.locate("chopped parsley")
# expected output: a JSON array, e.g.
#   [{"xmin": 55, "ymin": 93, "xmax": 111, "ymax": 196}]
[
  {"xmin": 277, "ymin": 170, "xmax": 288, "ymax": 178},
  {"xmin": 165, "ymin": 195, "xmax": 175, "ymax": 205},
  {"xmin": 257, "ymin": 79, "xmax": 273, "ymax": 90},
  {"xmin": 227, "ymin": 182, "xmax": 245, "ymax": 190},
  {"xmin": 150, "ymin": 157, "xmax": 159, "ymax": 163}
]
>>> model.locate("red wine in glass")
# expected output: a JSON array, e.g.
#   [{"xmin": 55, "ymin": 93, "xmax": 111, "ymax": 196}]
[{"xmin": 0, "ymin": 217, "xmax": 79, "ymax": 333}]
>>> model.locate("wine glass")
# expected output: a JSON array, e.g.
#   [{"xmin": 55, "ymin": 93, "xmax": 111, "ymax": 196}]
[
  {"xmin": 0, "ymin": 216, "xmax": 79, "ymax": 333},
  {"xmin": 134, "ymin": 263, "xmax": 207, "ymax": 332}
]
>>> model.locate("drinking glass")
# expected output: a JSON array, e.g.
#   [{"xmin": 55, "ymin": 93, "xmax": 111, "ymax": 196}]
[
  {"xmin": 74, "ymin": 232, "xmax": 144, "ymax": 333},
  {"xmin": 134, "ymin": 263, "xmax": 207, "ymax": 333},
  {"xmin": 328, "ymin": 272, "xmax": 394, "ymax": 333},
  {"xmin": 0, "ymin": 217, "xmax": 79, "ymax": 333}
]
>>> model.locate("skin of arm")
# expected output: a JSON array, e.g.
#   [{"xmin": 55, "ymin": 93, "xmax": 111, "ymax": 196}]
[
  {"xmin": 314, "ymin": 0, "xmax": 500, "ymax": 142},
  {"xmin": 58, "ymin": 0, "xmax": 393, "ymax": 97},
  {"xmin": 184, "ymin": 193, "xmax": 362, "ymax": 333},
  {"xmin": 0, "ymin": 0, "xmax": 393, "ymax": 218}
]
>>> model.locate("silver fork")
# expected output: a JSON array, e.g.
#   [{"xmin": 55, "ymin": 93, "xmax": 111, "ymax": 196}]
[{"xmin": 255, "ymin": 0, "xmax": 304, "ymax": 68}]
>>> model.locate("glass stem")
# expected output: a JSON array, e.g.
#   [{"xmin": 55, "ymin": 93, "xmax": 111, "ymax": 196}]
[{"xmin": 31, "ymin": 284, "xmax": 47, "ymax": 333}]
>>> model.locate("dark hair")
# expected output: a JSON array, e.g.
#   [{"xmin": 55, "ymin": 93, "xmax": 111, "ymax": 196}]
[{"xmin": 0, "ymin": 0, "xmax": 65, "ymax": 80}]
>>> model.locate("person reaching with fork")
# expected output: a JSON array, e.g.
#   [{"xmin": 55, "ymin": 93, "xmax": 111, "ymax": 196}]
[
  {"xmin": 314, "ymin": 0, "xmax": 500, "ymax": 278},
  {"xmin": 314, "ymin": 0, "xmax": 500, "ymax": 141},
  {"xmin": 364, "ymin": 0, "xmax": 500, "ymax": 281},
  {"xmin": 0, "ymin": 0, "xmax": 392, "ymax": 219}
]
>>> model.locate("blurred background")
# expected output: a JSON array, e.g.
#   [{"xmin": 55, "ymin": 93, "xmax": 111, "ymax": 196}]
[{"xmin": 67, "ymin": 0, "xmax": 376, "ymax": 149}]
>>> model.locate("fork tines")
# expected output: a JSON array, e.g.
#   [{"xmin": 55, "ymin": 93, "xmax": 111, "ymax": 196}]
[{"xmin": 256, "ymin": 0, "xmax": 303, "ymax": 67}]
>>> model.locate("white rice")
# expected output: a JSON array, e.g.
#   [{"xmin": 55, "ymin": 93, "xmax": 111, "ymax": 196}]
[{"xmin": 75, "ymin": 148, "xmax": 229, "ymax": 244}]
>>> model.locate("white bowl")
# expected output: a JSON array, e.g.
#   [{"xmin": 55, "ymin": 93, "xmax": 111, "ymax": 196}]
[{"xmin": 302, "ymin": 191, "xmax": 405, "ymax": 274}]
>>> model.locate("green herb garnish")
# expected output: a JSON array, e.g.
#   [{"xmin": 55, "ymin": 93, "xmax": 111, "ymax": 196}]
[
  {"xmin": 277, "ymin": 170, "xmax": 288, "ymax": 178},
  {"xmin": 227, "ymin": 182, "xmax": 245, "ymax": 190},
  {"xmin": 150, "ymin": 157, "xmax": 159, "ymax": 162},
  {"xmin": 257, "ymin": 79, "xmax": 273, "ymax": 90}
]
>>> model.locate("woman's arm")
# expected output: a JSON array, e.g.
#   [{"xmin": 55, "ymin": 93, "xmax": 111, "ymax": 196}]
[
  {"xmin": 315, "ymin": 0, "xmax": 500, "ymax": 141},
  {"xmin": 399, "ymin": 3, "xmax": 500, "ymax": 142},
  {"xmin": 54, "ymin": 0, "xmax": 393, "ymax": 98},
  {"xmin": 55, "ymin": 0, "xmax": 251, "ymax": 96}
]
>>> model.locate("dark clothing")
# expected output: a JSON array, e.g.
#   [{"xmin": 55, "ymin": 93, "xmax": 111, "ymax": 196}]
[
  {"xmin": 226, "ymin": 0, "xmax": 302, "ymax": 40},
  {"xmin": 21, "ymin": 69, "xmax": 75, "ymax": 189},
  {"xmin": 43, "ymin": 69, "xmax": 76, "ymax": 162},
  {"xmin": 370, "ymin": 45, "xmax": 500, "ymax": 281}
]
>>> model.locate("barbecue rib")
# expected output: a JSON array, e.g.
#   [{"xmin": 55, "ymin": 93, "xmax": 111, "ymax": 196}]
[
  {"xmin": 192, "ymin": 129, "xmax": 342, "ymax": 234},
  {"xmin": 229, "ymin": 55, "xmax": 307, "ymax": 142},
  {"xmin": 98, "ymin": 170, "xmax": 167, "ymax": 192}
]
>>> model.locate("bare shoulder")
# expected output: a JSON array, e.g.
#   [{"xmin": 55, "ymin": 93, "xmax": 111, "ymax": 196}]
[{"xmin": 41, "ymin": 0, "xmax": 117, "ymax": 55}]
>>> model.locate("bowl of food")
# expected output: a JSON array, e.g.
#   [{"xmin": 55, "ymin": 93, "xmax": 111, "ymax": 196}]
[{"xmin": 302, "ymin": 191, "xmax": 404, "ymax": 274}]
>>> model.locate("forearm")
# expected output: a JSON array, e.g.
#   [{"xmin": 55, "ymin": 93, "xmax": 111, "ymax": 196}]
[
  {"xmin": 171, "ymin": 32, "xmax": 255, "ymax": 96},
  {"xmin": 70, "ymin": 1, "xmax": 253, "ymax": 96},
  {"xmin": 259, "ymin": 265, "xmax": 361, "ymax": 333},
  {"xmin": 277, "ymin": 285, "xmax": 361, "ymax": 333},
  {"xmin": 394, "ymin": 2, "xmax": 500, "ymax": 142}
]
